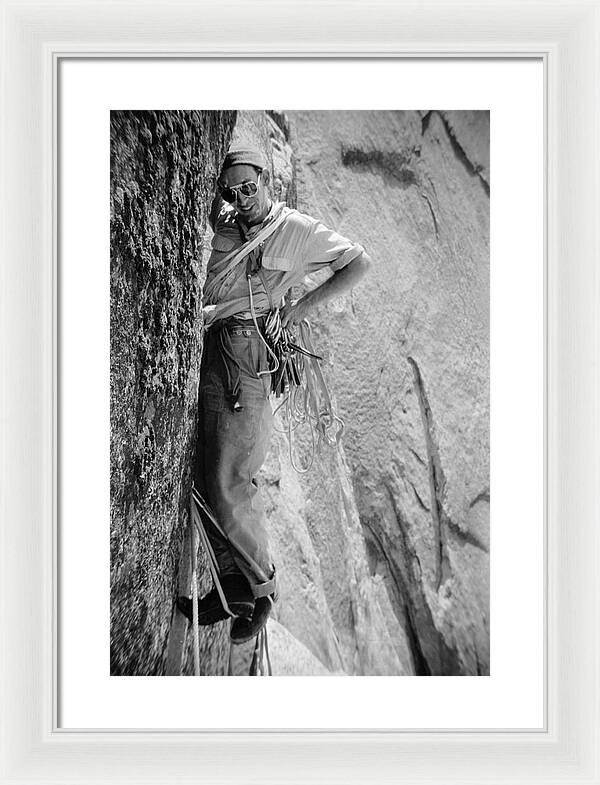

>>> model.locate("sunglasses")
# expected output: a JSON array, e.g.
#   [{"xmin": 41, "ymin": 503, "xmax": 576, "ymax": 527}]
[{"xmin": 220, "ymin": 178, "xmax": 260, "ymax": 204}]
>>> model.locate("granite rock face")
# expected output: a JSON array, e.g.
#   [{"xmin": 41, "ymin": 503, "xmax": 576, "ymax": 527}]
[
  {"xmin": 284, "ymin": 110, "xmax": 490, "ymax": 675},
  {"xmin": 110, "ymin": 110, "xmax": 235, "ymax": 675}
]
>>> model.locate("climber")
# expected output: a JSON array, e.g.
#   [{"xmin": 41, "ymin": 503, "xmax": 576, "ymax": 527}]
[{"xmin": 177, "ymin": 144, "xmax": 371, "ymax": 644}]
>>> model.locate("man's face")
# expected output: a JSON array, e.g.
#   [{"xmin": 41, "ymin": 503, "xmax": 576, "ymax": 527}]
[{"xmin": 220, "ymin": 164, "xmax": 270, "ymax": 225}]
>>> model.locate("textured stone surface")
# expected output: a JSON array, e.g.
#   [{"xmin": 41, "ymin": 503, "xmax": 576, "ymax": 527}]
[
  {"xmin": 286, "ymin": 110, "xmax": 490, "ymax": 674},
  {"xmin": 110, "ymin": 110, "xmax": 235, "ymax": 675}
]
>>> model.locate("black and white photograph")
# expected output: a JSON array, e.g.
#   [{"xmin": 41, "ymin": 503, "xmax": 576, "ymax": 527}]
[{"xmin": 110, "ymin": 109, "xmax": 490, "ymax": 677}]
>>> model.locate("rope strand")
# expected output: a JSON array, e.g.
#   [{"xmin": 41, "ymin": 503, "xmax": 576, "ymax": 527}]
[{"xmin": 189, "ymin": 519, "xmax": 200, "ymax": 676}]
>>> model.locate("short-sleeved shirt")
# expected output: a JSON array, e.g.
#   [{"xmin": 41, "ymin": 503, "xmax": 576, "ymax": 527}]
[{"xmin": 203, "ymin": 200, "xmax": 365, "ymax": 324}]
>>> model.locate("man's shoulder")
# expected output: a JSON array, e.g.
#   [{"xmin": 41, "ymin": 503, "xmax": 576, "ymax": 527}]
[{"xmin": 280, "ymin": 206, "xmax": 319, "ymax": 232}]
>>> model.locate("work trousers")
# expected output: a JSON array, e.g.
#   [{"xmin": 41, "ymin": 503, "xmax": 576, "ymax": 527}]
[{"xmin": 193, "ymin": 322, "xmax": 274, "ymax": 591}]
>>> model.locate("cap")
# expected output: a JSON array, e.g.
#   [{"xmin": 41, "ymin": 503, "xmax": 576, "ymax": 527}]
[{"xmin": 221, "ymin": 146, "xmax": 267, "ymax": 173}]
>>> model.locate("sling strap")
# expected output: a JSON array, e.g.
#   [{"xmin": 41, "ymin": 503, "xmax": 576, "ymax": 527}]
[{"xmin": 203, "ymin": 202, "xmax": 289, "ymax": 305}]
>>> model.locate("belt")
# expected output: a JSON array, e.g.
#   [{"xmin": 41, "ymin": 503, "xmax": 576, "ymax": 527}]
[
  {"xmin": 213, "ymin": 316, "xmax": 266, "ymax": 334},
  {"xmin": 227, "ymin": 326, "xmax": 258, "ymax": 336}
]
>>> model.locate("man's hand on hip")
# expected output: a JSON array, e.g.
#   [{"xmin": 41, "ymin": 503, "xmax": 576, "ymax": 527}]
[
  {"xmin": 280, "ymin": 298, "xmax": 310, "ymax": 329},
  {"xmin": 279, "ymin": 252, "xmax": 371, "ymax": 329}
]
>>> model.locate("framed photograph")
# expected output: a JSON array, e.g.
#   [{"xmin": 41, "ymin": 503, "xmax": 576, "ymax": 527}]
[{"xmin": 1, "ymin": 1, "xmax": 599, "ymax": 783}]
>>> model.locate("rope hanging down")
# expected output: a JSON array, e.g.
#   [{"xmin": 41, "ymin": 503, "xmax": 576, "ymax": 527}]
[
  {"xmin": 249, "ymin": 627, "xmax": 272, "ymax": 676},
  {"xmin": 240, "ymin": 216, "xmax": 345, "ymax": 474},
  {"xmin": 265, "ymin": 316, "xmax": 345, "ymax": 474},
  {"xmin": 189, "ymin": 520, "xmax": 200, "ymax": 676},
  {"xmin": 186, "ymin": 487, "xmax": 274, "ymax": 676},
  {"xmin": 188, "ymin": 491, "xmax": 236, "ymax": 677}
]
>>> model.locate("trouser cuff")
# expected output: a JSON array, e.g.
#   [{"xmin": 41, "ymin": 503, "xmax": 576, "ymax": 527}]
[{"xmin": 251, "ymin": 568, "xmax": 277, "ymax": 599}]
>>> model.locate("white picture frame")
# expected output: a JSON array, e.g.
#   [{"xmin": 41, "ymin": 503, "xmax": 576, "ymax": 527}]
[{"xmin": 1, "ymin": 1, "xmax": 598, "ymax": 783}]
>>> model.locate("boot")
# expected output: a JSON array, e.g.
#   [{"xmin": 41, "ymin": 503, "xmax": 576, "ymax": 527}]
[
  {"xmin": 229, "ymin": 594, "xmax": 274, "ymax": 645},
  {"xmin": 176, "ymin": 574, "xmax": 254, "ymax": 626}
]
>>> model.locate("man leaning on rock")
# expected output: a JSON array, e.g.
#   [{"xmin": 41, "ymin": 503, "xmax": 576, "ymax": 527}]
[{"xmin": 177, "ymin": 145, "xmax": 371, "ymax": 644}]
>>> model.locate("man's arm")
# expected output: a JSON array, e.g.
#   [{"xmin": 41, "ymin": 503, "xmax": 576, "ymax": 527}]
[{"xmin": 280, "ymin": 251, "xmax": 372, "ymax": 328}]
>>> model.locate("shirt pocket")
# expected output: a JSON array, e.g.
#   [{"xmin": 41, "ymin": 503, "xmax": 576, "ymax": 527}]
[{"xmin": 261, "ymin": 254, "xmax": 294, "ymax": 271}]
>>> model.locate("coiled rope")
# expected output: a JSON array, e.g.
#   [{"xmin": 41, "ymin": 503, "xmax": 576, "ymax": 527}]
[
  {"xmin": 269, "ymin": 319, "xmax": 345, "ymax": 473},
  {"xmin": 242, "ymin": 226, "xmax": 344, "ymax": 473}
]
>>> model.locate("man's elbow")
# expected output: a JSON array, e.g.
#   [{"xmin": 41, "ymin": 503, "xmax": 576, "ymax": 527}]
[{"xmin": 333, "ymin": 250, "xmax": 371, "ymax": 290}]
